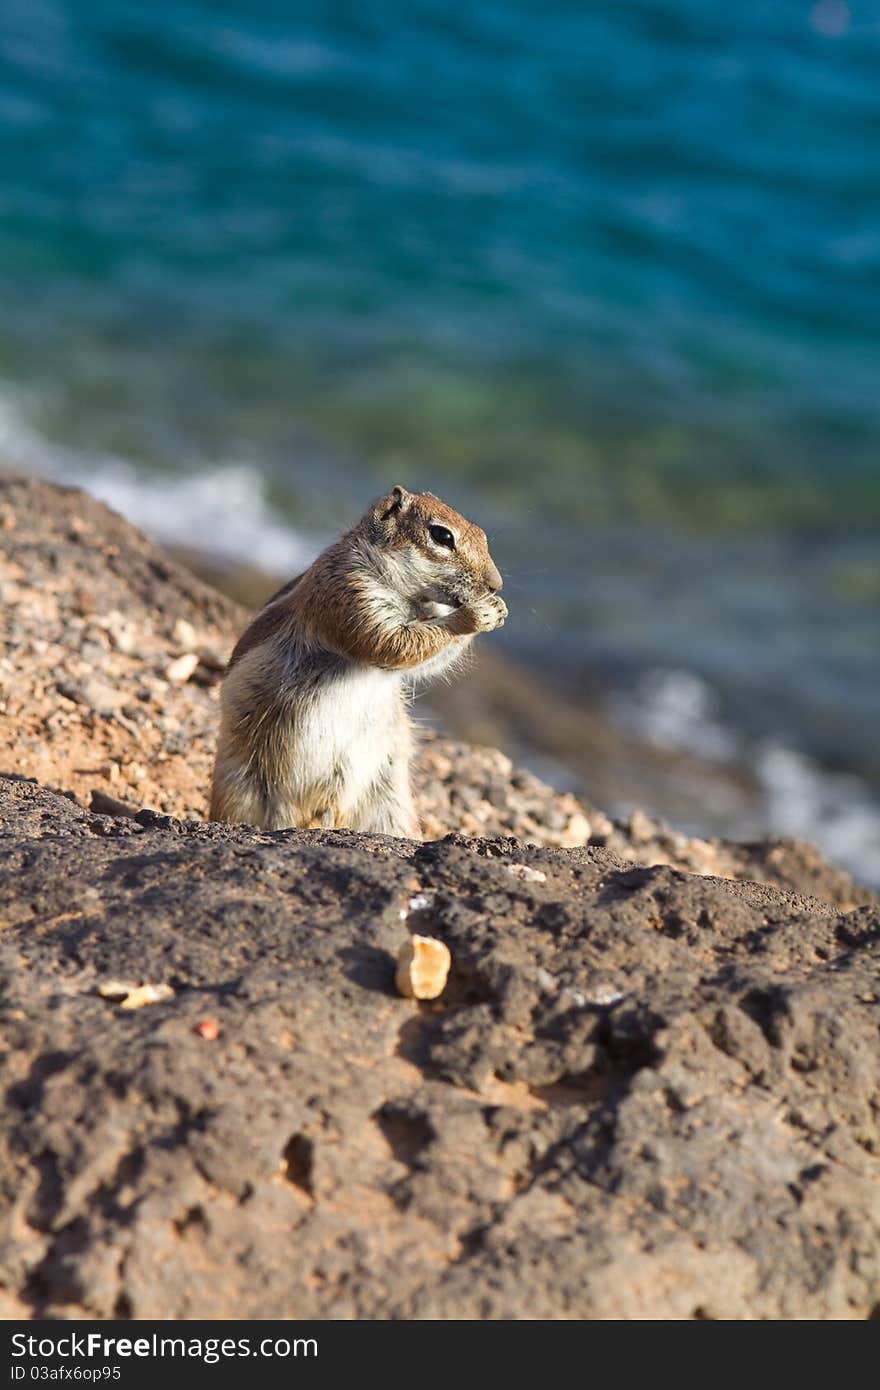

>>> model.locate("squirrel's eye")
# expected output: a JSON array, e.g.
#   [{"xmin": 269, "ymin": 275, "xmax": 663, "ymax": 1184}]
[{"xmin": 429, "ymin": 524, "xmax": 455, "ymax": 550}]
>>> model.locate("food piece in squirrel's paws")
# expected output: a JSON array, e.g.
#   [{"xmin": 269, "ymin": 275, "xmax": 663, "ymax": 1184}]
[{"xmin": 418, "ymin": 598, "xmax": 458, "ymax": 620}]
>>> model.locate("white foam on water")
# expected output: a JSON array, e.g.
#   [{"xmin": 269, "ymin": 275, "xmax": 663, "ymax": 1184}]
[
  {"xmin": 0, "ymin": 388, "xmax": 322, "ymax": 576},
  {"xmin": 614, "ymin": 664, "xmax": 880, "ymax": 888},
  {"xmin": 613, "ymin": 667, "xmax": 738, "ymax": 762},
  {"xmin": 755, "ymin": 743, "xmax": 880, "ymax": 882}
]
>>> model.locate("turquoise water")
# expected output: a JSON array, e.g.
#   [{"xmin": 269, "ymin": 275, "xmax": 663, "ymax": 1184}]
[{"xmin": 0, "ymin": 1, "xmax": 878, "ymax": 863}]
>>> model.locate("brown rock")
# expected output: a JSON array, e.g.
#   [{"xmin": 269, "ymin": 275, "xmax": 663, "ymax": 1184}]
[{"xmin": 0, "ymin": 774, "xmax": 878, "ymax": 1318}]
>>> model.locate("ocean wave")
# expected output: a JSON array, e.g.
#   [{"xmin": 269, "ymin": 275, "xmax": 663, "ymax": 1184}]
[
  {"xmin": 0, "ymin": 389, "xmax": 322, "ymax": 575},
  {"xmin": 614, "ymin": 666, "xmax": 880, "ymax": 887}
]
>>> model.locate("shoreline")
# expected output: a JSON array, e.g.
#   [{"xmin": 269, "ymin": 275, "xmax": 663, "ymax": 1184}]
[
  {"xmin": 2, "ymin": 459, "xmax": 879, "ymax": 885},
  {"xmin": 0, "ymin": 472, "xmax": 871, "ymax": 909}
]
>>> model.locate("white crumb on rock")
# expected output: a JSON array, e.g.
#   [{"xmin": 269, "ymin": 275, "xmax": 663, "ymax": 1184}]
[
  {"xmin": 408, "ymin": 892, "xmax": 435, "ymax": 911},
  {"xmin": 505, "ymin": 862, "xmax": 547, "ymax": 883},
  {"xmin": 97, "ymin": 980, "xmax": 175, "ymax": 1009}
]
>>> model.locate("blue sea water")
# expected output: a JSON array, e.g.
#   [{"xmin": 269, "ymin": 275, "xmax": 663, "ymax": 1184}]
[{"xmin": 0, "ymin": 1, "xmax": 878, "ymax": 867}]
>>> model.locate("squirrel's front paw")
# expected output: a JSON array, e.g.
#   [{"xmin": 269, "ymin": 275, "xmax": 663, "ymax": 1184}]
[{"xmin": 450, "ymin": 593, "xmax": 507, "ymax": 635}]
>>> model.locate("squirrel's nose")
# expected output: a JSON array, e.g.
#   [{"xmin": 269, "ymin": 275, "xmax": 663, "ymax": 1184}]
[{"xmin": 486, "ymin": 560, "xmax": 503, "ymax": 593}]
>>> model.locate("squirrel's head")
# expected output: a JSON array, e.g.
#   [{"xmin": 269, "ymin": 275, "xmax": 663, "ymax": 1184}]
[{"xmin": 366, "ymin": 484, "xmax": 503, "ymax": 608}]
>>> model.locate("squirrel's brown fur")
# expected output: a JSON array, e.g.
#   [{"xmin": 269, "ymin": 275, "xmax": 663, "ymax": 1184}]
[{"xmin": 209, "ymin": 485, "xmax": 506, "ymax": 836}]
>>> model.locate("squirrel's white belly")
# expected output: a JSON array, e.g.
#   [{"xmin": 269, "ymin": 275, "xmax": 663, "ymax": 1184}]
[{"xmin": 273, "ymin": 663, "xmax": 402, "ymax": 825}]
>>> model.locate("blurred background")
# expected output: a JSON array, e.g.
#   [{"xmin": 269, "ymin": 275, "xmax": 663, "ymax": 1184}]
[{"xmin": 0, "ymin": 0, "xmax": 878, "ymax": 880}]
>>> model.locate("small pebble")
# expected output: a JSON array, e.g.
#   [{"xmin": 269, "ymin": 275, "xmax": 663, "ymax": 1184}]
[
  {"xmin": 97, "ymin": 980, "xmax": 138, "ymax": 1000},
  {"xmin": 172, "ymin": 618, "xmax": 198, "ymax": 651},
  {"xmin": 97, "ymin": 980, "xmax": 175, "ymax": 1009},
  {"xmin": 408, "ymin": 892, "xmax": 435, "ymax": 911},
  {"xmin": 589, "ymin": 987, "xmax": 624, "ymax": 1007},
  {"xmin": 119, "ymin": 983, "xmax": 175, "ymax": 1010},
  {"xmin": 166, "ymin": 652, "xmax": 200, "ymax": 684},
  {"xmin": 505, "ymin": 862, "xmax": 547, "ymax": 883},
  {"xmin": 395, "ymin": 935, "xmax": 451, "ymax": 1001}
]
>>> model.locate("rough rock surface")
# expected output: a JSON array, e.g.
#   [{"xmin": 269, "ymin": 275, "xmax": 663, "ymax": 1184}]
[
  {"xmin": 1, "ymin": 474, "xmax": 879, "ymax": 1319},
  {"xmin": 1, "ymin": 774, "xmax": 879, "ymax": 1319}
]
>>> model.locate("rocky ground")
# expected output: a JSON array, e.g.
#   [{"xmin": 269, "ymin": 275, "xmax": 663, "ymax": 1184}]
[{"xmin": 0, "ymin": 474, "xmax": 878, "ymax": 1318}]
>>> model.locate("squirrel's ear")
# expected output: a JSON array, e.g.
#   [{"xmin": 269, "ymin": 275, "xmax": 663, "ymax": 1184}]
[{"xmin": 376, "ymin": 485, "xmax": 413, "ymax": 521}]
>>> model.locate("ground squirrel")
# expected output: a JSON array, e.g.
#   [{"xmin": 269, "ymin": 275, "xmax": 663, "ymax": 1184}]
[{"xmin": 209, "ymin": 485, "xmax": 507, "ymax": 836}]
